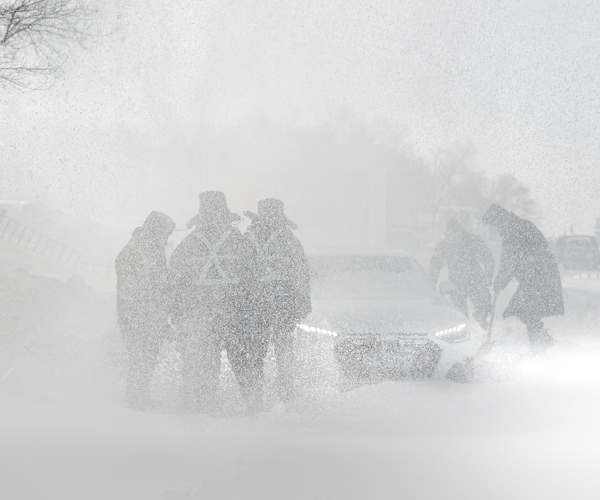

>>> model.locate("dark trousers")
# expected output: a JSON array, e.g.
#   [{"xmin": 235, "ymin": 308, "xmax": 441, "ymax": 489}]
[
  {"xmin": 178, "ymin": 311, "xmax": 249, "ymax": 412},
  {"xmin": 121, "ymin": 326, "xmax": 162, "ymax": 409},
  {"xmin": 245, "ymin": 315, "xmax": 297, "ymax": 407},
  {"xmin": 517, "ymin": 312, "xmax": 555, "ymax": 352}
]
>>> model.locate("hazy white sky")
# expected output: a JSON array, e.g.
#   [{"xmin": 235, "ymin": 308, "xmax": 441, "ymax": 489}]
[{"xmin": 2, "ymin": 0, "xmax": 600, "ymax": 235}]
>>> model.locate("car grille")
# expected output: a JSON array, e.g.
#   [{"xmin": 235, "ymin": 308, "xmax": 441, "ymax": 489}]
[{"xmin": 334, "ymin": 336, "xmax": 442, "ymax": 380}]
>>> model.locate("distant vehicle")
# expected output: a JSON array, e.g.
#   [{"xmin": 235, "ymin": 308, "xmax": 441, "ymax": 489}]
[
  {"xmin": 299, "ymin": 251, "xmax": 475, "ymax": 384},
  {"xmin": 554, "ymin": 235, "xmax": 600, "ymax": 270}
]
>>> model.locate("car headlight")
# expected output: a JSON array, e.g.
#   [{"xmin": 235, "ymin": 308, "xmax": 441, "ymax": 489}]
[
  {"xmin": 433, "ymin": 323, "xmax": 469, "ymax": 343},
  {"xmin": 296, "ymin": 324, "xmax": 338, "ymax": 338}
]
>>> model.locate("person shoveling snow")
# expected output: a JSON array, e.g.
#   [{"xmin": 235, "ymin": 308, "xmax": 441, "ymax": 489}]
[
  {"xmin": 429, "ymin": 218, "xmax": 495, "ymax": 330},
  {"xmin": 481, "ymin": 204, "xmax": 564, "ymax": 356},
  {"xmin": 451, "ymin": 206, "xmax": 564, "ymax": 382}
]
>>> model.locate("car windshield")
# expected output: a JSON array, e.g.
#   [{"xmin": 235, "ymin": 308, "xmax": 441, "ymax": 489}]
[{"xmin": 310, "ymin": 256, "xmax": 436, "ymax": 300}]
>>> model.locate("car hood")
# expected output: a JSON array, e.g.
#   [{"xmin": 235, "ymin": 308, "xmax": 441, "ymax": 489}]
[{"xmin": 308, "ymin": 297, "xmax": 467, "ymax": 335}]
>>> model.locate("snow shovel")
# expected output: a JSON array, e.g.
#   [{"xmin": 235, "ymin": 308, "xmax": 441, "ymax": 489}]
[
  {"xmin": 476, "ymin": 291, "xmax": 499, "ymax": 358},
  {"xmin": 447, "ymin": 291, "xmax": 499, "ymax": 382}
]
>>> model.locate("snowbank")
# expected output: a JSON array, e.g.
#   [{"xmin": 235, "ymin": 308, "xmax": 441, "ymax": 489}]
[{"xmin": 2, "ymin": 268, "xmax": 600, "ymax": 499}]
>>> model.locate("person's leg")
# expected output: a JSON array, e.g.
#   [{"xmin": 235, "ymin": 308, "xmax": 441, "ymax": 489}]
[
  {"xmin": 120, "ymin": 319, "xmax": 145, "ymax": 410},
  {"xmin": 224, "ymin": 307, "xmax": 271, "ymax": 413},
  {"xmin": 194, "ymin": 319, "xmax": 222, "ymax": 412},
  {"xmin": 180, "ymin": 314, "xmax": 221, "ymax": 413},
  {"xmin": 249, "ymin": 329, "xmax": 271, "ymax": 411},
  {"xmin": 449, "ymin": 289, "xmax": 469, "ymax": 318},
  {"xmin": 178, "ymin": 318, "xmax": 197, "ymax": 411},
  {"xmin": 125, "ymin": 339, "xmax": 145, "ymax": 409},
  {"xmin": 134, "ymin": 332, "xmax": 162, "ymax": 409},
  {"xmin": 272, "ymin": 318, "xmax": 297, "ymax": 404},
  {"xmin": 523, "ymin": 314, "xmax": 555, "ymax": 354},
  {"xmin": 469, "ymin": 285, "xmax": 493, "ymax": 329}
]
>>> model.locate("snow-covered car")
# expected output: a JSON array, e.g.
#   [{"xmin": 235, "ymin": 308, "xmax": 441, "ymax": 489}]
[
  {"xmin": 299, "ymin": 251, "xmax": 475, "ymax": 383},
  {"xmin": 553, "ymin": 235, "xmax": 600, "ymax": 270}
]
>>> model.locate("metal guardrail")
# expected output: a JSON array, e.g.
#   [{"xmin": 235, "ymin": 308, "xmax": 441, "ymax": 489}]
[{"xmin": 0, "ymin": 209, "xmax": 107, "ymax": 275}]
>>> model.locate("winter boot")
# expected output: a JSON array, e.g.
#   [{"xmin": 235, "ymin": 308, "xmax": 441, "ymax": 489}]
[
  {"xmin": 473, "ymin": 311, "xmax": 490, "ymax": 331},
  {"xmin": 528, "ymin": 328, "xmax": 556, "ymax": 356}
]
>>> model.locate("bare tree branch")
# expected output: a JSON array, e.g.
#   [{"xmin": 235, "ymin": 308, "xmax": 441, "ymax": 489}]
[{"xmin": 0, "ymin": 0, "xmax": 93, "ymax": 90}]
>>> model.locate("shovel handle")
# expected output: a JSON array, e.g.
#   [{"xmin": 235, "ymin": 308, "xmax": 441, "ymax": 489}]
[{"xmin": 486, "ymin": 292, "xmax": 498, "ymax": 342}]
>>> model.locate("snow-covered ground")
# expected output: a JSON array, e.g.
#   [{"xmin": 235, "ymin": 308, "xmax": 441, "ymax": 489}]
[{"xmin": 2, "ymin": 269, "xmax": 600, "ymax": 500}]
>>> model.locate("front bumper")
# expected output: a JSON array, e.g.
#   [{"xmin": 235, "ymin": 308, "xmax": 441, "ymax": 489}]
[{"xmin": 334, "ymin": 333, "xmax": 476, "ymax": 381}]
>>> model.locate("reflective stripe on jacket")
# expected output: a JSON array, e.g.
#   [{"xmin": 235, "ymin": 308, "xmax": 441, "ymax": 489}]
[{"xmin": 190, "ymin": 229, "xmax": 240, "ymax": 286}]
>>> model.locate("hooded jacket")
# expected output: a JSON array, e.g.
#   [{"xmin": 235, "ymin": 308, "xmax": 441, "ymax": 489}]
[
  {"xmin": 489, "ymin": 210, "xmax": 564, "ymax": 320},
  {"xmin": 244, "ymin": 220, "xmax": 311, "ymax": 322},
  {"xmin": 115, "ymin": 227, "xmax": 171, "ymax": 325}
]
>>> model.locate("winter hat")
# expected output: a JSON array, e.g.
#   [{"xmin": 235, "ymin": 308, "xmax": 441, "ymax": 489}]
[
  {"xmin": 142, "ymin": 211, "xmax": 176, "ymax": 234},
  {"xmin": 186, "ymin": 191, "xmax": 241, "ymax": 229},
  {"xmin": 244, "ymin": 198, "xmax": 298, "ymax": 230},
  {"xmin": 482, "ymin": 204, "xmax": 511, "ymax": 227}
]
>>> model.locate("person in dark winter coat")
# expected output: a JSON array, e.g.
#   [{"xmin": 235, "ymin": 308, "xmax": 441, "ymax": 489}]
[
  {"xmin": 169, "ymin": 191, "xmax": 256, "ymax": 413},
  {"xmin": 115, "ymin": 211, "xmax": 176, "ymax": 411},
  {"xmin": 482, "ymin": 204, "xmax": 564, "ymax": 353},
  {"xmin": 429, "ymin": 219, "xmax": 495, "ymax": 329},
  {"xmin": 243, "ymin": 198, "xmax": 311, "ymax": 411}
]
